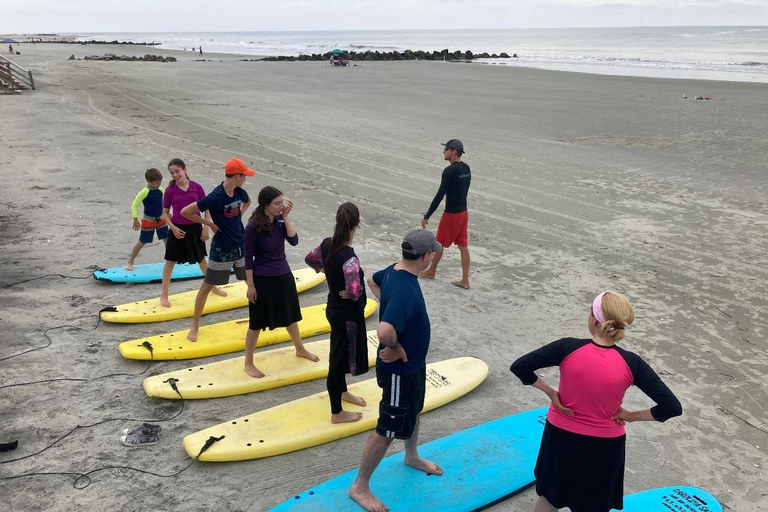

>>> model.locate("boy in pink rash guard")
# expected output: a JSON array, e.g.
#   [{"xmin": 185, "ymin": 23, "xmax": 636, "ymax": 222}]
[{"xmin": 510, "ymin": 291, "xmax": 682, "ymax": 512}]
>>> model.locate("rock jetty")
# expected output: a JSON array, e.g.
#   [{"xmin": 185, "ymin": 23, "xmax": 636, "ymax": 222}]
[
  {"xmin": 75, "ymin": 54, "xmax": 176, "ymax": 62},
  {"xmin": 247, "ymin": 49, "xmax": 512, "ymax": 62}
]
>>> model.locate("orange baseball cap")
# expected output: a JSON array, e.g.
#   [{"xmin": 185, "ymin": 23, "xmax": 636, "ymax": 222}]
[{"xmin": 224, "ymin": 157, "xmax": 256, "ymax": 176}]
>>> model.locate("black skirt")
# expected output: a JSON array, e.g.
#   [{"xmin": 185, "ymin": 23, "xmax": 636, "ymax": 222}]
[
  {"xmin": 534, "ymin": 420, "xmax": 626, "ymax": 512},
  {"xmin": 164, "ymin": 223, "xmax": 207, "ymax": 264},
  {"xmin": 248, "ymin": 272, "xmax": 302, "ymax": 331}
]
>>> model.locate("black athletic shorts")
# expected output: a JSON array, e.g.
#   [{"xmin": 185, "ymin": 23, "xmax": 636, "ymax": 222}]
[{"xmin": 375, "ymin": 365, "xmax": 426, "ymax": 440}]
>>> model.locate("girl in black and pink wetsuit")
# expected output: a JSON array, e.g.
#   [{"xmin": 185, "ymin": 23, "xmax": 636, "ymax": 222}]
[
  {"xmin": 305, "ymin": 203, "xmax": 369, "ymax": 424},
  {"xmin": 510, "ymin": 291, "xmax": 682, "ymax": 512}
]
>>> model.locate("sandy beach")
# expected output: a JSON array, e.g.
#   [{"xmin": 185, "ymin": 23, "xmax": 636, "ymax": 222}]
[{"xmin": 1, "ymin": 42, "xmax": 767, "ymax": 511}]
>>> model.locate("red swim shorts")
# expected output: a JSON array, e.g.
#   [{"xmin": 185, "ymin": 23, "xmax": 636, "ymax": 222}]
[{"xmin": 435, "ymin": 210, "xmax": 468, "ymax": 248}]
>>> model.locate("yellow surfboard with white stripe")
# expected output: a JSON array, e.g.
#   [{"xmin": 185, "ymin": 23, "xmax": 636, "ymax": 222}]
[
  {"xmin": 118, "ymin": 299, "xmax": 378, "ymax": 361},
  {"xmin": 100, "ymin": 267, "xmax": 325, "ymax": 324},
  {"xmin": 143, "ymin": 331, "xmax": 380, "ymax": 399},
  {"xmin": 182, "ymin": 357, "xmax": 488, "ymax": 462}
]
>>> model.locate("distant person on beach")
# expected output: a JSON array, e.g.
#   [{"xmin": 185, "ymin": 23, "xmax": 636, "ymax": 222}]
[
  {"xmin": 8, "ymin": 45, "xmax": 13, "ymax": 54},
  {"xmin": 181, "ymin": 158, "xmax": 253, "ymax": 341},
  {"xmin": 126, "ymin": 168, "xmax": 168, "ymax": 271},
  {"xmin": 159, "ymin": 158, "xmax": 226, "ymax": 308},
  {"xmin": 305, "ymin": 202, "xmax": 370, "ymax": 423},
  {"xmin": 348, "ymin": 228, "xmax": 443, "ymax": 512},
  {"xmin": 199, "ymin": 46, "xmax": 203, "ymax": 56},
  {"xmin": 510, "ymin": 291, "xmax": 683, "ymax": 512},
  {"xmin": 420, "ymin": 139, "xmax": 471, "ymax": 289},
  {"xmin": 241, "ymin": 186, "xmax": 319, "ymax": 378}
]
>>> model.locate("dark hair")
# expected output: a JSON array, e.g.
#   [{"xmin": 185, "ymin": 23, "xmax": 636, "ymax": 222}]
[
  {"xmin": 323, "ymin": 203, "xmax": 360, "ymax": 273},
  {"xmin": 401, "ymin": 242, "xmax": 421, "ymax": 260},
  {"xmin": 167, "ymin": 158, "xmax": 188, "ymax": 186},
  {"xmin": 145, "ymin": 168, "xmax": 162, "ymax": 182},
  {"xmin": 249, "ymin": 186, "xmax": 282, "ymax": 235}
]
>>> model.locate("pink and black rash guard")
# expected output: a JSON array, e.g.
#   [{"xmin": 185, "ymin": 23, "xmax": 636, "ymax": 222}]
[{"xmin": 511, "ymin": 338, "xmax": 682, "ymax": 438}]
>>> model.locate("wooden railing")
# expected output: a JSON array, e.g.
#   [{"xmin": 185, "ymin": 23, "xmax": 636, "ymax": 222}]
[{"xmin": 0, "ymin": 55, "xmax": 35, "ymax": 92}]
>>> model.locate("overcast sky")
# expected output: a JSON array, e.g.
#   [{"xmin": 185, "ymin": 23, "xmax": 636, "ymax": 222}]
[{"xmin": 3, "ymin": 0, "xmax": 768, "ymax": 33}]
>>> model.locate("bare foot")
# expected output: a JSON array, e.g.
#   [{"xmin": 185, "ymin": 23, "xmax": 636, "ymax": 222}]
[
  {"xmin": 451, "ymin": 280, "xmax": 470, "ymax": 289},
  {"xmin": 244, "ymin": 364, "xmax": 265, "ymax": 378},
  {"xmin": 418, "ymin": 270, "xmax": 435, "ymax": 279},
  {"xmin": 349, "ymin": 482, "xmax": 389, "ymax": 512},
  {"xmin": 125, "ymin": 264, "xmax": 134, "ymax": 271},
  {"xmin": 159, "ymin": 297, "xmax": 171, "ymax": 308},
  {"xmin": 404, "ymin": 456, "xmax": 444, "ymax": 476},
  {"xmin": 331, "ymin": 410, "xmax": 363, "ymax": 424},
  {"xmin": 342, "ymin": 391, "xmax": 367, "ymax": 407},
  {"xmin": 211, "ymin": 286, "xmax": 228, "ymax": 297},
  {"xmin": 187, "ymin": 328, "xmax": 198, "ymax": 342},
  {"xmin": 295, "ymin": 348, "xmax": 320, "ymax": 362}
]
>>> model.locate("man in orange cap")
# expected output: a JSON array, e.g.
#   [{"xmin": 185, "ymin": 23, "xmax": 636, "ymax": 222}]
[{"xmin": 181, "ymin": 158, "xmax": 255, "ymax": 341}]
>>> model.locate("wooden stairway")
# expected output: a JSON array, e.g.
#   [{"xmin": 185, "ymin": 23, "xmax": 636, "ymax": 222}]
[{"xmin": 0, "ymin": 56, "xmax": 34, "ymax": 94}]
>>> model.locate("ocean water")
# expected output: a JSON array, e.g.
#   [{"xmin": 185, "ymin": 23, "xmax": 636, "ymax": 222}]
[{"xmin": 74, "ymin": 27, "xmax": 768, "ymax": 82}]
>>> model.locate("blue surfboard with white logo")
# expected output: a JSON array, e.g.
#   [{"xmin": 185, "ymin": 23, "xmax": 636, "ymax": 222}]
[
  {"xmin": 94, "ymin": 262, "xmax": 207, "ymax": 283},
  {"xmin": 618, "ymin": 486, "xmax": 723, "ymax": 512},
  {"xmin": 267, "ymin": 407, "xmax": 547, "ymax": 512}
]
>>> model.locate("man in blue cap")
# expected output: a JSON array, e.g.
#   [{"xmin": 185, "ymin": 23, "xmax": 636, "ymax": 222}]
[{"xmin": 420, "ymin": 139, "xmax": 472, "ymax": 289}]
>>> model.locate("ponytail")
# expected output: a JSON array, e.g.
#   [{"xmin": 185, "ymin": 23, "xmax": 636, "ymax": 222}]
[
  {"xmin": 249, "ymin": 186, "xmax": 282, "ymax": 235},
  {"xmin": 324, "ymin": 202, "xmax": 360, "ymax": 273}
]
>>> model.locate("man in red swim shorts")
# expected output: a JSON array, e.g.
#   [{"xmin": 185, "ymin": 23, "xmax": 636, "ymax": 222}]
[{"xmin": 420, "ymin": 139, "xmax": 471, "ymax": 289}]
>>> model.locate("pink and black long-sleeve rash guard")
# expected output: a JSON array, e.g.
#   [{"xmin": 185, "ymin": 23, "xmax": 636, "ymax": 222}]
[{"xmin": 511, "ymin": 338, "xmax": 682, "ymax": 438}]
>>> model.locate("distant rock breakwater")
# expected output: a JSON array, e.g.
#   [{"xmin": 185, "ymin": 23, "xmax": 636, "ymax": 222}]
[{"xmin": 250, "ymin": 49, "xmax": 514, "ymax": 62}]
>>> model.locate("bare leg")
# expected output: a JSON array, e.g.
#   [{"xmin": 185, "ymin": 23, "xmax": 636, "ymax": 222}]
[
  {"xmin": 533, "ymin": 496, "xmax": 558, "ymax": 512},
  {"xmin": 286, "ymin": 322, "xmax": 319, "ymax": 362},
  {"xmin": 126, "ymin": 241, "xmax": 145, "ymax": 271},
  {"xmin": 160, "ymin": 260, "xmax": 175, "ymax": 308},
  {"xmin": 403, "ymin": 418, "xmax": 443, "ymax": 475},
  {"xmin": 197, "ymin": 260, "xmax": 227, "ymax": 297},
  {"xmin": 348, "ymin": 432, "xmax": 394, "ymax": 512},
  {"xmin": 342, "ymin": 391, "xmax": 367, "ymax": 407},
  {"xmin": 419, "ymin": 250, "xmax": 443, "ymax": 279},
  {"xmin": 243, "ymin": 328, "xmax": 265, "ymax": 378},
  {"xmin": 187, "ymin": 281, "xmax": 214, "ymax": 341},
  {"xmin": 451, "ymin": 246, "xmax": 470, "ymax": 289}
]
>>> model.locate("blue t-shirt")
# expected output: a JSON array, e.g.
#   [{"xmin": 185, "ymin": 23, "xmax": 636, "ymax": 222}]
[
  {"xmin": 373, "ymin": 264, "xmax": 430, "ymax": 375},
  {"xmin": 197, "ymin": 183, "xmax": 250, "ymax": 258}
]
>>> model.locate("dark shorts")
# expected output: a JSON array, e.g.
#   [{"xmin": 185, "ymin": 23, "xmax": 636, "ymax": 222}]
[
  {"xmin": 375, "ymin": 365, "xmax": 426, "ymax": 440},
  {"xmin": 534, "ymin": 420, "xmax": 626, "ymax": 512},
  {"xmin": 139, "ymin": 216, "xmax": 169, "ymax": 244},
  {"xmin": 435, "ymin": 210, "xmax": 468, "ymax": 248},
  {"xmin": 248, "ymin": 272, "xmax": 302, "ymax": 331},
  {"xmin": 204, "ymin": 245, "xmax": 246, "ymax": 285}
]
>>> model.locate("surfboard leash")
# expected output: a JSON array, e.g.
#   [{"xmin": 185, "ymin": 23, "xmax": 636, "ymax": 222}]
[{"xmin": 0, "ymin": 270, "xmax": 100, "ymax": 289}]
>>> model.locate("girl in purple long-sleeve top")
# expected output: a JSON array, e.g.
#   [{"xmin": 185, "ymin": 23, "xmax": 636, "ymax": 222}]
[
  {"xmin": 242, "ymin": 186, "xmax": 319, "ymax": 378},
  {"xmin": 306, "ymin": 202, "xmax": 369, "ymax": 423}
]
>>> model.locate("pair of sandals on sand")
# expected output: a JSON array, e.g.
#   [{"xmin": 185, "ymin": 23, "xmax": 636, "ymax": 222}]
[{"xmin": 120, "ymin": 423, "xmax": 161, "ymax": 447}]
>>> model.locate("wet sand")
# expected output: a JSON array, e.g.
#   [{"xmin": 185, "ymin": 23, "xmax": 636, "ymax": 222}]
[{"xmin": 1, "ymin": 43, "xmax": 767, "ymax": 511}]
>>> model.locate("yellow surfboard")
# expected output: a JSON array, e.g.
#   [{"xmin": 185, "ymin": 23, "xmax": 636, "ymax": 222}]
[
  {"xmin": 100, "ymin": 267, "xmax": 326, "ymax": 324},
  {"xmin": 182, "ymin": 357, "xmax": 488, "ymax": 462},
  {"xmin": 118, "ymin": 299, "xmax": 378, "ymax": 361},
  {"xmin": 143, "ymin": 331, "xmax": 380, "ymax": 399}
]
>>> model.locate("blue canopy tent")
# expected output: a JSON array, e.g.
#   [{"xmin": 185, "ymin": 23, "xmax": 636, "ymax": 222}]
[{"xmin": 2, "ymin": 39, "xmax": 20, "ymax": 44}]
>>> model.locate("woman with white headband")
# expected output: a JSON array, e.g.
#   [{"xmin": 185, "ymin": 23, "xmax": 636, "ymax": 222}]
[{"xmin": 510, "ymin": 291, "xmax": 682, "ymax": 512}]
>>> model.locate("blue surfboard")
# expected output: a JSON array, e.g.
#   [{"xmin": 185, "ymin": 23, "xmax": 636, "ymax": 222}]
[
  {"xmin": 619, "ymin": 486, "xmax": 723, "ymax": 512},
  {"xmin": 268, "ymin": 407, "xmax": 547, "ymax": 512},
  {"xmin": 94, "ymin": 262, "xmax": 210, "ymax": 283}
]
